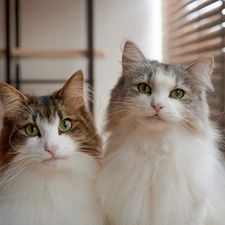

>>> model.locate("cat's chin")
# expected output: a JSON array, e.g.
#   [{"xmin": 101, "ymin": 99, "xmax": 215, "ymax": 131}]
[
  {"xmin": 145, "ymin": 115, "xmax": 165, "ymax": 121},
  {"xmin": 41, "ymin": 156, "xmax": 69, "ymax": 168},
  {"xmin": 140, "ymin": 115, "xmax": 169, "ymax": 131},
  {"xmin": 42, "ymin": 157, "xmax": 67, "ymax": 163},
  {"xmin": 43, "ymin": 157, "xmax": 65, "ymax": 163},
  {"xmin": 34, "ymin": 157, "xmax": 74, "ymax": 173},
  {"xmin": 144, "ymin": 115, "xmax": 167, "ymax": 126}
]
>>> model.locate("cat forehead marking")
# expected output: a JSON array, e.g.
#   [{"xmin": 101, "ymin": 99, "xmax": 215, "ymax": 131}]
[
  {"xmin": 143, "ymin": 73, "xmax": 149, "ymax": 81},
  {"xmin": 31, "ymin": 96, "xmax": 60, "ymax": 123},
  {"xmin": 36, "ymin": 115, "xmax": 60, "ymax": 134},
  {"xmin": 153, "ymin": 68, "xmax": 176, "ymax": 90},
  {"xmin": 34, "ymin": 109, "xmax": 60, "ymax": 126},
  {"xmin": 38, "ymin": 118, "xmax": 61, "ymax": 148}
]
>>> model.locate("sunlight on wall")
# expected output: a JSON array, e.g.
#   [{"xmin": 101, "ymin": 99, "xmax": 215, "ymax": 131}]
[
  {"xmin": 0, "ymin": 0, "xmax": 162, "ymax": 132},
  {"xmin": 94, "ymin": 0, "xmax": 162, "ymax": 130}
]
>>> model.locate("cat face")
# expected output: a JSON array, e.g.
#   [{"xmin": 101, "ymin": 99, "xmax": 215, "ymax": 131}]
[
  {"xmin": 0, "ymin": 71, "xmax": 102, "ymax": 171},
  {"xmin": 106, "ymin": 41, "xmax": 214, "ymax": 132}
]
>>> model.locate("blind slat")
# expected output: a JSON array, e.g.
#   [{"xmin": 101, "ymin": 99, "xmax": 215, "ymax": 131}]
[
  {"xmin": 164, "ymin": 50, "xmax": 222, "ymax": 64},
  {"xmin": 164, "ymin": 28, "xmax": 225, "ymax": 52},
  {"xmin": 163, "ymin": 0, "xmax": 195, "ymax": 18},
  {"xmin": 165, "ymin": 6, "xmax": 223, "ymax": 35},
  {"xmin": 165, "ymin": 0, "xmax": 217, "ymax": 27},
  {"xmin": 164, "ymin": 14, "xmax": 223, "ymax": 40},
  {"xmin": 163, "ymin": 1, "xmax": 225, "ymax": 128}
]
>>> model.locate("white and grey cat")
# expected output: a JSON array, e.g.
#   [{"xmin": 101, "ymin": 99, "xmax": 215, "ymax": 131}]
[
  {"xmin": 97, "ymin": 41, "xmax": 225, "ymax": 225},
  {"xmin": 0, "ymin": 70, "xmax": 104, "ymax": 225}
]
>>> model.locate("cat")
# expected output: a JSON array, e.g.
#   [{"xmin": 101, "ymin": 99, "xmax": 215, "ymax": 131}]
[
  {"xmin": 97, "ymin": 41, "xmax": 225, "ymax": 225},
  {"xmin": 0, "ymin": 70, "xmax": 104, "ymax": 225}
]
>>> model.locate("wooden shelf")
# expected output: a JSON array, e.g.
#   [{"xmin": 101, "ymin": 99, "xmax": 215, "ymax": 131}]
[
  {"xmin": 12, "ymin": 79, "xmax": 72, "ymax": 84},
  {"xmin": 0, "ymin": 49, "xmax": 4, "ymax": 57},
  {"xmin": 9, "ymin": 78, "xmax": 90, "ymax": 84},
  {"xmin": 3, "ymin": 0, "xmax": 98, "ymax": 113},
  {"xmin": 0, "ymin": 48, "xmax": 107, "ymax": 58}
]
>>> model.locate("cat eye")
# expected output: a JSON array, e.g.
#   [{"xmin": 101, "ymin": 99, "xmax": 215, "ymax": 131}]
[
  {"xmin": 170, "ymin": 89, "xmax": 185, "ymax": 99},
  {"xmin": 138, "ymin": 83, "xmax": 151, "ymax": 94},
  {"xmin": 59, "ymin": 119, "xmax": 72, "ymax": 132},
  {"xmin": 25, "ymin": 124, "xmax": 39, "ymax": 136}
]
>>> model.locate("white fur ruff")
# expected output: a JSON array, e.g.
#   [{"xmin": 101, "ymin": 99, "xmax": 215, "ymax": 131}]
[
  {"xmin": 0, "ymin": 153, "xmax": 103, "ymax": 225},
  {"xmin": 97, "ymin": 124, "xmax": 225, "ymax": 225}
]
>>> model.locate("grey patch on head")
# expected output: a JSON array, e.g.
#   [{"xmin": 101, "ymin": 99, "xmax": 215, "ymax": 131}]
[
  {"xmin": 162, "ymin": 63, "xmax": 209, "ymax": 120},
  {"xmin": 31, "ymin": 96, "xmax": 59, "ymax": 123},
  {"xmin": 109, "ymin": 58, "xmax": 210, "ymax": 127}
]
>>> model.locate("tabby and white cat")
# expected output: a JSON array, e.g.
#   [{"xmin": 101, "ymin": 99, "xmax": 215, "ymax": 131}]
[
  {"xmin": 0, "ymin": 70, "xmax": 103, "ymax": 225},
  {"xmin": 97, "ymin": 41, "xmax": 225, "ymax": 225}
]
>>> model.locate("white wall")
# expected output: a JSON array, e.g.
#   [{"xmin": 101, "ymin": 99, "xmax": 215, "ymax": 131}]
[
  {"xmin": 0, "ymin": 0, "xmax": 4, "ymax": 83},
  {"xmin": 94, "ymin": 0, "xmax": 162, "ymax": 129},
  {"xmin": 0, "ymin": 0, "xmax": 162, "ymax": 131},
  {"xmin": 19, "ymin": 0, "xmax": 88, "ymax": 95}
]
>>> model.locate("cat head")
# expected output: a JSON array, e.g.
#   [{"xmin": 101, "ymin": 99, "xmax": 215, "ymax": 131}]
[
  {"xmin": 106, "ymin": 41, "xmax": 214, "ymax": 133},
  {"xmin": 0, "ymin": 70, "xmax": 102, "ymax": 172}
]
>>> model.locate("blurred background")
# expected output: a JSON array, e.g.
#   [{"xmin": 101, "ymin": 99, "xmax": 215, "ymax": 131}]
[
  {"xmin": 0, "ymin": 0, "xmax": 162, "ymax": 130},
  {"xmin": 0, "ymin": 0, "xmax": 225, "ymax": 133}
]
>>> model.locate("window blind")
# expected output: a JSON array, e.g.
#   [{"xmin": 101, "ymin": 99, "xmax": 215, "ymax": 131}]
[{"xmin": 163, "ymin": 0, "xmax": 225, "ymax": 129}]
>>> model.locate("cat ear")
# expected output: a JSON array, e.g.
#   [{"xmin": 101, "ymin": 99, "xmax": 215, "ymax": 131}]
[
  {"xmin": 58, "ymin": 70, "xmax": 84, "ymax": 99},
  {"xmin": 186, "ymin": 55, "xmax": 214, "ymax": 91},
  {"xmin": 0, "ymin": 83, "xmax": 28, "ymax": 111},
  {"xmin": 122, "ymin": 41, "xmax": 147, "ymax": 75}
]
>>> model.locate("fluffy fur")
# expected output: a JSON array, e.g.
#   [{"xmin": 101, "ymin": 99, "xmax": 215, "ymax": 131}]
[
  {"xmin": 0, "ymin": 70, "xmax": 104, "ymax": 225},
  {"xmin": 97, "ymin": 41, "xmax": 225, "ymax": 225}
]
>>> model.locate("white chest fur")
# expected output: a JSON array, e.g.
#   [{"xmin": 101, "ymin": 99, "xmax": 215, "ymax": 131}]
[
  {"xmin": 0, "ymin": 155, "xmax": 103, "ymax": 225},
  {"xmin": 97, "ymin": 130, "xmax": 225, "ymax": 225}
]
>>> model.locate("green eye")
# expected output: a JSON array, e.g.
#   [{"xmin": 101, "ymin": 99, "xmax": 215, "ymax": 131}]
[
  {"xmin": 170, "ymin": 89, "xmax": 185, "ymax": 99},
  {"xmin": 59, "ymin": 119, "xmax": 72, "ymax": 132},
  {"xmin": 138, "ymin": 83, "xmax": 151, "ymax": 94},
  {"xmin": 25, "ymin": 124, "xmax": 39, "ymax": 136}
]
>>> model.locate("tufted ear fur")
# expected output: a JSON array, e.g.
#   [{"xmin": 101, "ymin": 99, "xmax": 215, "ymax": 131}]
[
  {"xmin": 0, "ymin": 83, "xmax": 28, "ymax": 112},
  {"xmin": 58, "ymin": 70, "xmax": 84, "ymax": 98},
  {"xmin": 186, "ymin": 55, "xmax": 214, "ymax": 91},
  {"xmin": 122, "ymin": 41, "xmax": 147, "ymax": 75},
  {"xmin": 53, "ymin": 70, "xmax": 85, "ymax": 108}
]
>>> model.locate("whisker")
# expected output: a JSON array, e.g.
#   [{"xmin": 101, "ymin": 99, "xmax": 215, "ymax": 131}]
[
  {"xmin": 84, "ymin": 86, "xmax": 102, "ymax": 109},
  {"xmin": 174, "ymin": 122, "xmax": 195, "ymax": 140},
  {"xmin": 0, "ymin": 160, "xmax": 36, "ymax": 201},
  {"xmin": 107, "ymin": 109, "xmax": 128, "ymax": 114},
  {"xmin": 79, "ymin": 132, "xmax": 99, "ymax": 144},
  {"xmin": 0, "ymin": 157, "xmax": 29, "ymax": 177},
  {"xmin": 79, "ymin": 145, "xmax": 102, "ymax": 153},
  {"xmin": 20, "ymin": 99, "xmax": 34, "ymax": 114},
  {"xmin": 85, "ymin": 116, "xmax": 96, "ymax": 129},
  {"xmin": 0, "ymin": 155, "xmax": 30, "ymax": 172},
  {"xmin": 8, "ymin": 128, "xmax": 23, "ymax": 153},
  {"xmin": 15, "ymin": 101, "xmax": 33, "ymax": 116},
  {"xmin": 207, "ymin": 90, "xmax": 219, "ymax": 113},
  {"xmin": 104, "ymin": 109, "xmax": 129, "ymax": 124},
  {"xmin": 0, "ymin": 158, "xmax": 33, "ymax": 187},
  {"xmin": 212, "ymin": 111, "xmax": 225, "ymax": 124},
  {"xmin": 6, "ymin": 159, "xmax": 35, "ymax": 184}
]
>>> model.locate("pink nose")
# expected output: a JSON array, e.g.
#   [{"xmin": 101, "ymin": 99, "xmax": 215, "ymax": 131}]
[
  {"xmin": 45, "ymin": 145, "xmax": 58, "ymax": 157},
  {"xmin": 151, "ymin": 102, "xmax": 165, "ymax": 113}
]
